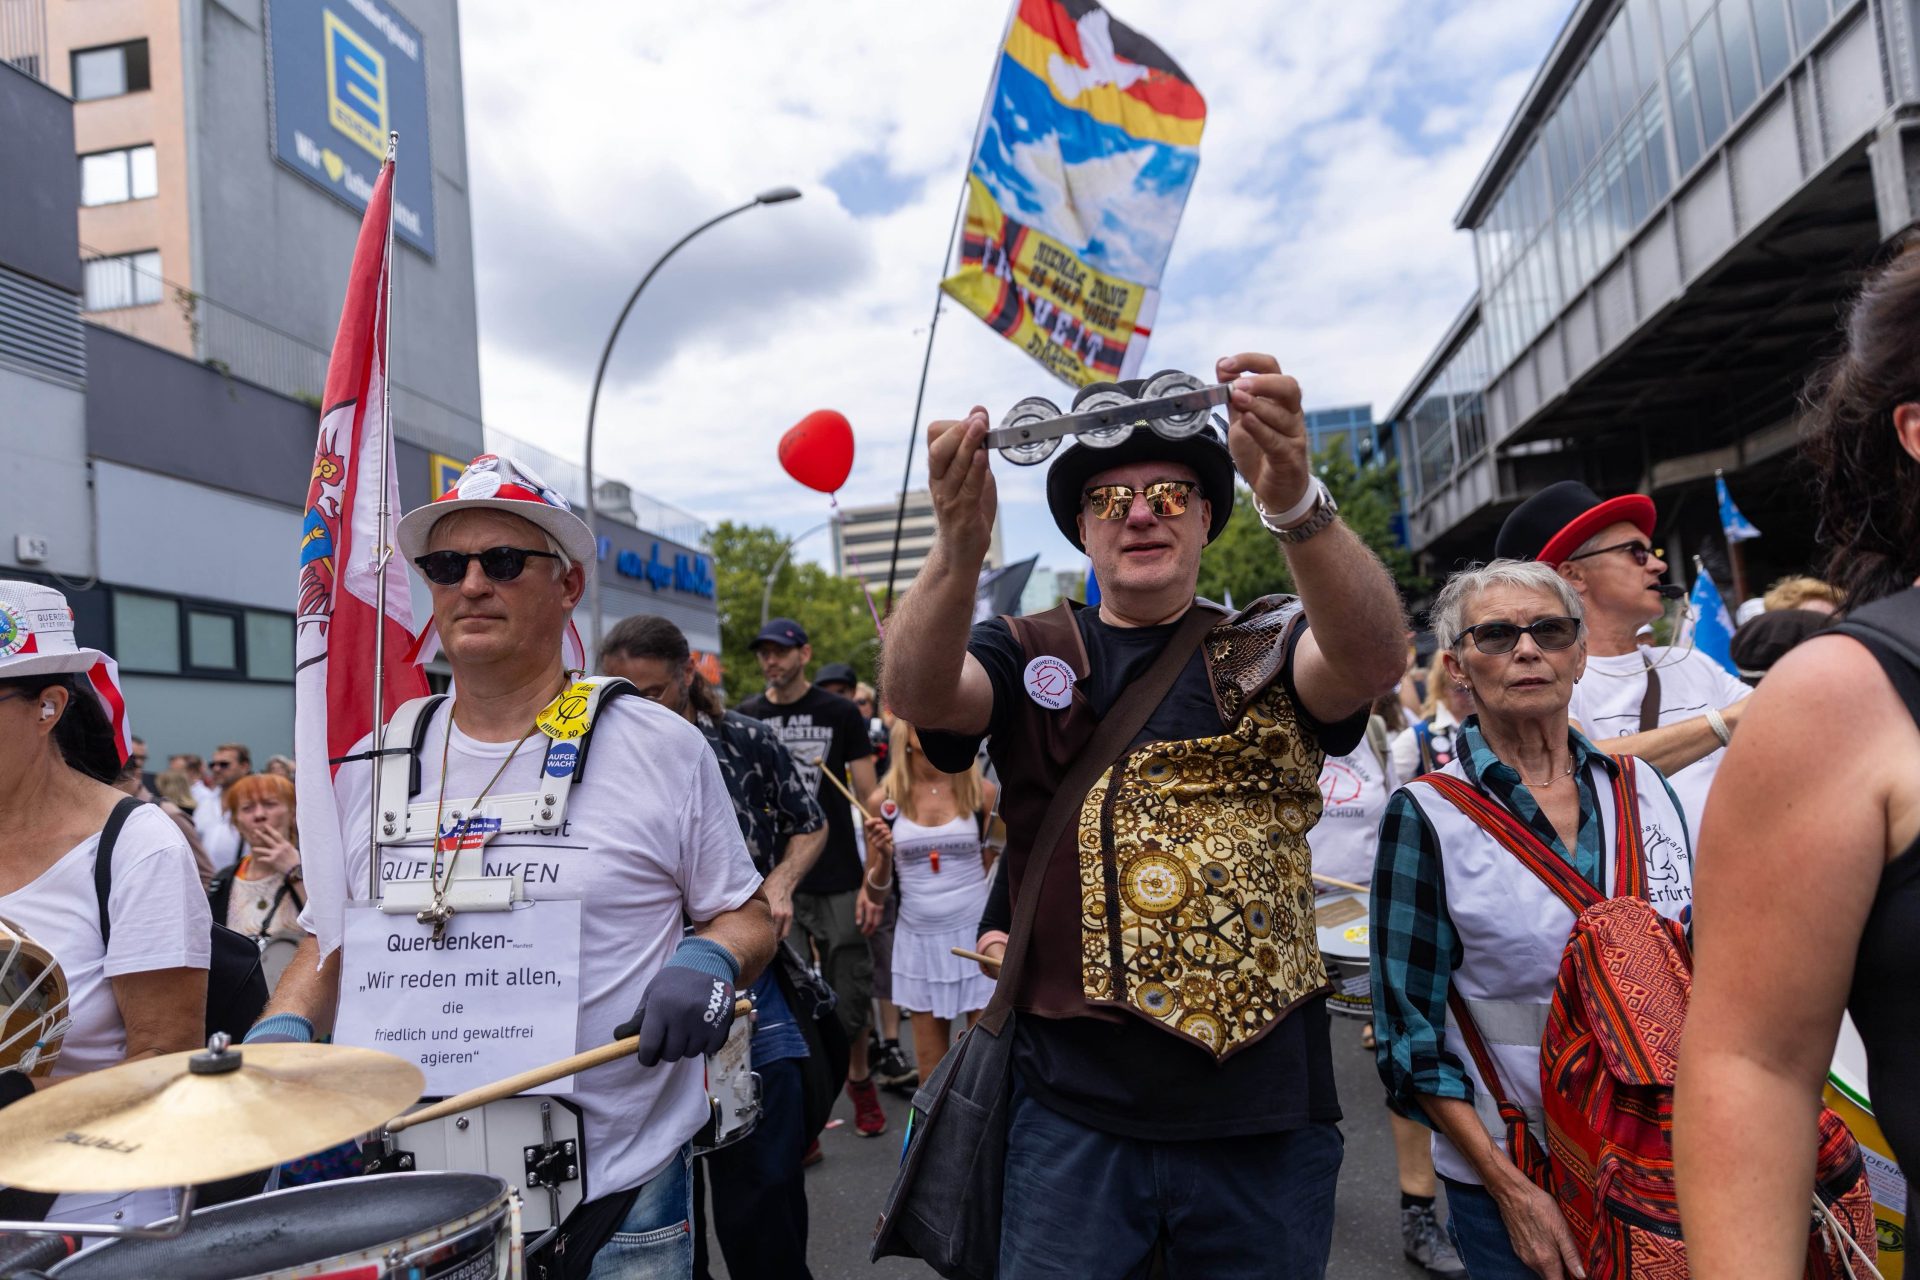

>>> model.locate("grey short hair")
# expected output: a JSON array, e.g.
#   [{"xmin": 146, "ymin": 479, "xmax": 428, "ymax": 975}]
[{"xmin": 1431, "ymin": 559, "xmax": 1584, "ymax": 650}]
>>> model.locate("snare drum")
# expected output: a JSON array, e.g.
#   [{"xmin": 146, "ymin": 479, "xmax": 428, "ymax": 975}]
[
  {"xmin": 1827, "ymin": 1013, "xmax": 1908, "ymax": 1277},
  {"xmin": 1314, "ymin": 891, "xmax": 1373, "ymax": 1021},
  {"xmin": 693, "ymin": 1013, "xmax": 761, "ymax": 1156},
  {"xmin": 368, "ymin": 1098, "xmax": 584, "ymax": 1237},
  {"xmin": 50, "ymin": 1172, "xmax": 518, "ymax": 1280}
]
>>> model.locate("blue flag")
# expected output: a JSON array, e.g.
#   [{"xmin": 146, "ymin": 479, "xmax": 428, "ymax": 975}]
[
  {"xmin": 1084, "ymin": 560, "xmax": 1102, "ymax": 607},
  {"xmin": 1680, "ymin": 569, "xmax": 1739, "ymax": 676},
  {"xmin": 1716, "ymin": 474, "xmax": 1761, "ymax": 543}
]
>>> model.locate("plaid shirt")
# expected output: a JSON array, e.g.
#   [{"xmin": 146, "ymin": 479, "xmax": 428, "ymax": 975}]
[{"xmin": 1368, "ymin": 717, "xmax": 1685, "ymax": 1122}]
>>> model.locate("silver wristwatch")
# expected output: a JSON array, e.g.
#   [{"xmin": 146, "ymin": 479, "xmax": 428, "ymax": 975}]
[{"xmin": 1255, "ymin": 478, "xmax": 1338, "ymax": 543}]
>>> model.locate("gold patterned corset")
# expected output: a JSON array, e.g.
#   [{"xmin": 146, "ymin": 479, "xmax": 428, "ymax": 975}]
[{"xmin": 1079, "ymin": 682, "xmax": 1329, "ymax": 1060}]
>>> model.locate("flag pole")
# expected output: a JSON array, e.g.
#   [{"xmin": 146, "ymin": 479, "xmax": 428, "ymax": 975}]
[
  {"xmin": 1715, "ymin": 469, "xmax": 1751, "ymax": 605},
  {"xmin": 880, "ymin": 3, "xmax": 1018, "ymax": 620},
  {"xmin": 367, "ymin": 130, "xmax": 399, "ymax": 902}
]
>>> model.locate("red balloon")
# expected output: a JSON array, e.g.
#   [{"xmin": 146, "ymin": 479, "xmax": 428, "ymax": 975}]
[{"xmin": 779, "ymin": 410, "xmax": 855, "ymax": 494}]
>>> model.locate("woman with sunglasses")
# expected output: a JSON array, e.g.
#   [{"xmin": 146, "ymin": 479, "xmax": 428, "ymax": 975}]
[{"xmin": 1370, "ymin": 560, "xmax": 1694, "ymax": 1280}]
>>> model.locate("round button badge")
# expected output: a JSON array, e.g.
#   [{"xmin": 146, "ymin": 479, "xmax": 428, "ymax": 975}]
[{"xmin": 1023, "ymin": 655, "xmax": 1076, "ymax": 709}]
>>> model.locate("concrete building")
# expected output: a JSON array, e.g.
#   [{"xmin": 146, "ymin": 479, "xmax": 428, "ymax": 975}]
[
  {"xmin": 1389, "ymin": 0, "xmax": 1902, "ymax": 587},
  {"xmin": 832, "ymin": 489, "xmax": 1002, "ymax": 599}
]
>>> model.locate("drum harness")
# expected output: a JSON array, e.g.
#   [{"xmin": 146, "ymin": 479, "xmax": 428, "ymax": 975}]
[{"xmin": 359, "ymin": 676, "xmax": 637, "ymax": 1243}]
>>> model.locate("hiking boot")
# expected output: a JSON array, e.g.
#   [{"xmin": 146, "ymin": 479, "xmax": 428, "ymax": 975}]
[
  {"xmin": 874, "ymin": 1039, "xmax": 916, "ymax": 1091},
  {"xmin": 847, "ymin": 1076, "xmax": 888, "ymax": 1137},
  {"xmin": 1403, "ymin": 1202, "xmax": 1467, "ymax": 1278},
  {"xmin": 802, "ymin": 1137, "xmax": 823, "ymax": 1167}
]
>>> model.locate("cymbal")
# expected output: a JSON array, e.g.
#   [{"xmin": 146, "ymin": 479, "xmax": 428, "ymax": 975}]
[{"xmin": 0, "ymin": 1041, "xmax": 422, "ymax": 1192}]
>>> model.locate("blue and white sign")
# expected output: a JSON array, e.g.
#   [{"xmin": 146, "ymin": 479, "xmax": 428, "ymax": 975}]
[
  {"xmin": 597, "ymin": 538, "xmax": 717, "ymax": 600},
  {"xmin": 265, "ymin": 0, "xmax": 436, "ymax": 256}
]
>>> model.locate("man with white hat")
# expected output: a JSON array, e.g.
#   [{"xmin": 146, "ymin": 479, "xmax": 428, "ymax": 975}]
[{"xmin": 256, "ymin": 455, "xmax": 775, "ymax": 1279}]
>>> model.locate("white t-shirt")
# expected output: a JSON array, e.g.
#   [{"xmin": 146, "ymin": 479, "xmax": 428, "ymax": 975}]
[
  {"xmin": 1389, "ymin": 706, "xmax": 1462, "ymax": 783},
  {"xmin": 193, "ymin": 791, "xmax": 243, "ymax": 869},
  {"xmin": 1307, "ymin": 729, "xmax": 1397, "ymax": 889},
  {"xmin": 1568, "ymin": 647, "xmax": 1749, "ymax": 834},
  {"xmin": 313, "ymin": 697, "xmax": 762, "ymax": 1197},
  {"xmin": 0, "ymin": 804, "xmax": 210, "ymax": 1229}
]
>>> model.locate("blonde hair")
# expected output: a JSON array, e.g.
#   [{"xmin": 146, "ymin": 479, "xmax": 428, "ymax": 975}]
[
  {"xmin": 1762, "ymin": 575, "xmax": 1840, "ymax": 612},
  {"xmin": 879, "ymin": 720, "xmax": 982, "ymax": 824}
]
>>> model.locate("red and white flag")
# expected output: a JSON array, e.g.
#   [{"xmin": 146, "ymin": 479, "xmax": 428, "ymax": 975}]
[{"xmin": 295, "ymin": 152, "xmax": 428, "ymax": 959}]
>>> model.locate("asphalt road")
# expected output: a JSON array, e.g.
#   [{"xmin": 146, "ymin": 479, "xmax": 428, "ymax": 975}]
[{"xmin": 700, "ymin": 1014, "xmax": 1450, "ymax": 1279}]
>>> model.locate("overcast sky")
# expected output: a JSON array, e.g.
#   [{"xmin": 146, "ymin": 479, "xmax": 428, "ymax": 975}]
[{"xmin": 459, "ymin": 1, "xmax": 1571, "ymax": 577}]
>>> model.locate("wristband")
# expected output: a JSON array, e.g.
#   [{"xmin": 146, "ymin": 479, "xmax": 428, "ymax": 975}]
[
  {"xmin": 665, "ymin": 935, "xmax": 741, "ymax": 985},
  {"xmin": 1704, "ymin": 707, "xmax": 1732, "ymax": 747},
  {"xmin": 976, "ymin": 930, "xmax": 1009, "ymax": 954},
  {"xmin": 1253, "ymin": 477, "xmax": 1324, "ymax": 531},
  {"xmin": 245, "ymin": 1013, "xmax": 315, "ymax": 1044}
]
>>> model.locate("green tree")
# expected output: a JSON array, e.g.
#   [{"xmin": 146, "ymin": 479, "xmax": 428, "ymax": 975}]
[
  {"xmin": 1196, "ymin": 451, "xmax": 1425, "ymax": 606},
  {"xmin": 709, "ymin": 521, "xmax": 880, "ymax": 703}
]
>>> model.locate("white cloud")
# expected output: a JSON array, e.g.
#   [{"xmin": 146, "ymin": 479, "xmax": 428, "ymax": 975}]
[{"xmin": 459, "ymin": 0, "xmax": 1571, "ymax": 581}]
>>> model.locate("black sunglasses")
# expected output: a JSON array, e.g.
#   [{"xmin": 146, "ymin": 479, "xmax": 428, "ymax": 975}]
[
  {"xmin": 1566, "ymin": 539, "xmax": 1654, "ymax": 566},
  {"xmin": 414, "ymin": 546, "xmax": 561, "ymax": 586},
  {"xmin": 1456, "ymin": 616, "xmax": 1583, "ymax": 655}
]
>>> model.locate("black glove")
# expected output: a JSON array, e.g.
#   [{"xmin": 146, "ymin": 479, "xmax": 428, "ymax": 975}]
[
  {"xmin": 614, "ymin": 950, "xmax": 737, "ymax": 1067},
  {"xmin": 0, "ymin": 1069, "xmax": 34, "ymax": 1111}
]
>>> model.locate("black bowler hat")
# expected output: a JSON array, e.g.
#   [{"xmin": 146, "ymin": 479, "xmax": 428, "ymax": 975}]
[
  {"xmin": 1044, "ymin": 392, "xmax": 1237, "ymax": 551},
  {"xmin": 816, "ymin": 662, "xmax": 858, "ymax": 689},
  {"xmin": 751, "ymin": 617, "xmax": 809, "ymax": 650},
  {"xmin": 1730, "ymin": 608, "xmax": 1831, "ymax": 681},
  {"xmin": 1494, "ymin": 480, "xmax": 1657, "ymax": 566}
]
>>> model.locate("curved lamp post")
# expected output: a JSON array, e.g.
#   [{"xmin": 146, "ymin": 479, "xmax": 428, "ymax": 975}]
[
  {"xmin": 760, "ymin": 518, "xmax": 836, "ymax": 627},
  {"xmin": 582, "ymin": 186, "xmax": 803, "ymax": 663}
]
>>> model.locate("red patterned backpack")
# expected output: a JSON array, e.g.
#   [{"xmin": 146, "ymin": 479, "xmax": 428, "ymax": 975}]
[{"xmin": 1423, "ymin": 766, "xmax": 1879, "ymax": 1277}]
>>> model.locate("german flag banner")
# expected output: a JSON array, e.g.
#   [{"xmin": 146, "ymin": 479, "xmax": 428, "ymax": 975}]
[{"xmin": 941, "ymin": 0, "xmax": 1205, "ymax": 387}]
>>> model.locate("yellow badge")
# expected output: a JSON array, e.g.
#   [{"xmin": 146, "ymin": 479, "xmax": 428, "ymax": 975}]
[{"xmin": 536, "ymin": 681, "xmax": 595, "ymax": 742}]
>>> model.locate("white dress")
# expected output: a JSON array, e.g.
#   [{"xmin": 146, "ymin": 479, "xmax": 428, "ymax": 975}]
[{"xmin": 889, "ymin": 813, "xmax": 997, "ymax": 1019}]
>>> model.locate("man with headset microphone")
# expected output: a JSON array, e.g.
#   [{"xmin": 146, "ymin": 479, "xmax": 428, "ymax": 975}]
[{"xmin": 1495, "ymin": 481, "xmax": 1752, "ymax": 832}]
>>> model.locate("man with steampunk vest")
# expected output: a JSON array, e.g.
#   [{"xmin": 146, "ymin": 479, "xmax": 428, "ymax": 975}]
[
  {"xmin": 885, "ymin": 354, "xmax": 1408, "ymax": 1277},
  {"xmin": 254, "ymin": 455, "xmax": 776, "ymax": 1280}
]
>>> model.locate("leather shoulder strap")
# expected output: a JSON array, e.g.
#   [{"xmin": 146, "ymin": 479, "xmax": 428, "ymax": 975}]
[
  {"xmin": 981, "ymin": 601, "xmax": 1222, "ymax": 1033},
  {"xmin": 93, "ymin": 796, "xmax": 146, "ymax": 946},
  {"xmin": 1416, "ymin": 772, "xmax": 1601, "ymax": 914},
  {"xmin": 1637, "ymin": 661, "xmax": 1662, "ymax": 734}
]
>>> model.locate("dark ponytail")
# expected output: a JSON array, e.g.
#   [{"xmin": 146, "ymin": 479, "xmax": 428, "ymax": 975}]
[
  {"xmin": 1802, "ymin": 243, "xmax": 1920, "ymax": 610},
  {"xmin": 0, "ymin": 674, "xmax": 121, "ymax": 783}
]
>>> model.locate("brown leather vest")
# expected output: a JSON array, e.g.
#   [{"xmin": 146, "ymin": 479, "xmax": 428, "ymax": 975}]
[{"xmin": 995, "ymin": 597, "xmax": 1332, "ymax": 1062}]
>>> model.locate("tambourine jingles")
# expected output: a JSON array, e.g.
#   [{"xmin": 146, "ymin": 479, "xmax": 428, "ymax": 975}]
[{"xmin": 0, "ymin": 914, "xmax": 69, "ymax": 1076}]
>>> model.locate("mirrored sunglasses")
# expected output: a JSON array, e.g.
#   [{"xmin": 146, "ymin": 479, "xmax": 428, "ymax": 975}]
[{"xmin": 1083, "ymin": 480, "xmax": 1197, "ymax": 521}]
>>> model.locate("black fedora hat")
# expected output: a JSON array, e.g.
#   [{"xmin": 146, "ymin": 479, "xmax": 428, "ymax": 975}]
[
  {"xmin": 1045, "ymin": 407, "xmax": 1236, "ymax": 551},
  {"xmin": 1495, "ymin": 480, "xmax": 1656, "ymax": 565}
]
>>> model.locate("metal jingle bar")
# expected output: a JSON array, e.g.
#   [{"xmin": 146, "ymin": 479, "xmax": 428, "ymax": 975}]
[
  {"xmin": 986, "ymin": 384, "xmax": 1231, "ymax": 449},
  {"xmin": 0, "ymin": 1183, "xmax": 199, "ymax": 1241}
]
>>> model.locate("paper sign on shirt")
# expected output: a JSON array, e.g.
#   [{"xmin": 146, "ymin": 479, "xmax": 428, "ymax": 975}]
[{"xmin": 335, "ymin": 899, "xmax": 583, "ymax": 1096}]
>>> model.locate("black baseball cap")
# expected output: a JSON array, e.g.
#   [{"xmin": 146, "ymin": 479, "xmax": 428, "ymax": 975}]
[
  {"xmin": 816, "ymin": 662, "xmax": 858, "ymax": 689},
  {"xmin": 751, "ymin": 618, "xmax": 809, "ymax": 650}
]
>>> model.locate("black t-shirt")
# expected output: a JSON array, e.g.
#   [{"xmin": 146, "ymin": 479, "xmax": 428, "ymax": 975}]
[
  {"xmin": 736, "ymin": 684, "xmax": 874, "ymax": 895},
  {"xmin": 922, "ymin": 604, "xmax": 1365, "ymax": 1141}
]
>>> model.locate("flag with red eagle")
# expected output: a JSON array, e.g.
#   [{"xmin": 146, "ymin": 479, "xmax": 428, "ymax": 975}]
[{"xmin": 295, "ymin": 150, "xmax": 427, "ymax": 955}]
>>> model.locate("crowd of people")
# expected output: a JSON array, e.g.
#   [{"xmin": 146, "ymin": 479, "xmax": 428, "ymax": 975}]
[{"xmin": 0, "ymin": 251, "xmax": 1915, "ymax": 1280}]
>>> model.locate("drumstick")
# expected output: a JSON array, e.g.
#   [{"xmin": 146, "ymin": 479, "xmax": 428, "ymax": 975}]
[
  {"xmin": 386, "ymin": 997, "xmax": 754, "ymax": 1134},
  {"xmin": 810, "ymin": 757, "xmax": 874, "ymax": 821},
  {"xmin": 952, "ymin": 947, "xmax": 1001, "ymax": 971},
  {"xmin": 1312, "ymin": 872, "xmax": 1369, "ymax": 894}
]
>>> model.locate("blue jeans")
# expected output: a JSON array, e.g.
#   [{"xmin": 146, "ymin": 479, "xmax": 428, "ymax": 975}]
[
  {"xmin": 588, "ymin": 1146, "xmax": 693, "ymax": 1280},
  {"xmin": 694, "ymin": 1058, "xmax": 812, "ymax": 1280},
  {"xmin": 1440, "ymin": 1177, "xmax": 1537, "ymax": 1280},
  {"xmin": 999, "ymin": 1073, "xmax": 1343, "ymax": 1279}
]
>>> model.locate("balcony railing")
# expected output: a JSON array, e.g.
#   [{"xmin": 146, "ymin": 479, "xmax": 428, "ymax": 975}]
[{"xmin": 0, "ymin": 0, "xmax": 46, "ymax": 83}]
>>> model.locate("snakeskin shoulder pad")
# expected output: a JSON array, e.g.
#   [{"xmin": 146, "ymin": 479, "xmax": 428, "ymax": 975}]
[{"xmin": 1203, "ymin": 594, "xmax": 1307, "ymax": 724}]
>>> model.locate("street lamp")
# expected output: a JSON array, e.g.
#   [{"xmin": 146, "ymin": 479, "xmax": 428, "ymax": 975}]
[
  {"xmin": 581, "ymin": 186, "xmax": 803, "ymax": 662},
  {"xmin": 761, "ymin": 518, "xmax": 836, "ymax": 627}
]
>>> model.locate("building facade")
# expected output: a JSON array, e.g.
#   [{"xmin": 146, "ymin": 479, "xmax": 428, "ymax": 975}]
[
  {"xmin": 1304, "ymin": 403, "xmax": 1396, "ymax": 471},
  {"xmin": 832, "ymin": 489, "xmax": 1003, "ymax": 599},
  {"xmin": 1390, "ymin": 0, "xmax": 1904, "ymax": 587}
]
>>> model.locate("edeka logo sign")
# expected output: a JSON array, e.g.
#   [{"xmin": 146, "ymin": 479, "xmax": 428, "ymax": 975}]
[
  {"xmin": 266, "ymin": 0, "xmax": 436, "ymax": 256},
  {"xmin": 598, "ymin": 539, "xmax": 716, "ymax": 600}
]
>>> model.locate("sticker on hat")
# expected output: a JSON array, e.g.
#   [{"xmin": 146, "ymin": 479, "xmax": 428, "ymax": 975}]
[
  {"xmin": 457, "ymin": 470, "xmax": 503, "ymax": 501},
  {"xmin": 0, "ymin": 603, "xmax": 24, "ymax": 659},
  {"xmin": 1023, "ymin": 655, "xmax": 1075, "ymax": 709}
]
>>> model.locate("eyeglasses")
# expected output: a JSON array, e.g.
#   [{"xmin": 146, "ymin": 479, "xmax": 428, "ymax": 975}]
[
  {"xmin": 1455, "ymin": 616, "xmax": 1583, "ymax": 655},
  {"xmin": 1566, "ymin": 539, "xmax": 1655, "ymax": 566},
  {"xmin": 414, "ymin": 546, "xmax": 561, "ymax": 586},
  {"xmin": 208, "ymin": 760, "xmax": 236, "ymax": 771},
  {"xmin": 1083, "ymin": 480, "xmax": 1197, "ymax": 521}
]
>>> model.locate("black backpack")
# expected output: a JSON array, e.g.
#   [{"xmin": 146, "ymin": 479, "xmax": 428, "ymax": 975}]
[{"xmin": 94, "ymin": 797, "xmax": 269, "ymax": 1040}]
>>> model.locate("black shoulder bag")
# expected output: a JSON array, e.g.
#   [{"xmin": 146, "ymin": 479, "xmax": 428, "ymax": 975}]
[
  {"xmin": 94, "ymin": 797, "xmax": 269, "ymax": 1041},
  {"xmin": 871, "ymin": 603, "xmax": 1220, "ymax": 1279}
]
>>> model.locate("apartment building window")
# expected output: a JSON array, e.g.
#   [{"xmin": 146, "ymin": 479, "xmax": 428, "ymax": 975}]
[
  {"xmin": 70, "ymin": 39, "xmax": 150, "ymax": 101},
  {"xmin": 80, "ymin": 145, "xmax": 157, "ymax": 206},
  {"xmin": 82, "ymin": 250, "xmax": 162, "ymax": 311}
]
